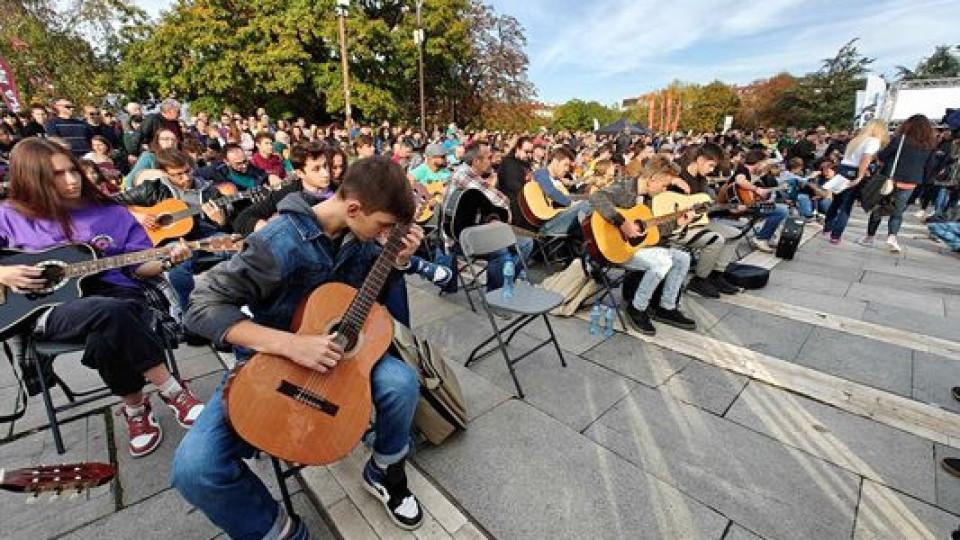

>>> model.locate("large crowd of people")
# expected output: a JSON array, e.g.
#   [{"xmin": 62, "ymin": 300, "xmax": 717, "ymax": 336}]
[{"xmin": 1, "ymin": 95, "xmax": 959, "ymax": 538}]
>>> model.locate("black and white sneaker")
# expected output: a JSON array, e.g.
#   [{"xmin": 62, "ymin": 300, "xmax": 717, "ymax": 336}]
[
  {"xmin": 687, "ymin": 276, "xmax": 720, "ymax": 298},
  {"xmin": 709, "ymin": 272, "xmax": 741, "ymax": 294},
  {"xmin": 362, "ymin": 458, "xmax": 424, "ymax": 530},
  {"xmin": 652, "ymin": 307, "xmax": 697, "ymax": 330}
]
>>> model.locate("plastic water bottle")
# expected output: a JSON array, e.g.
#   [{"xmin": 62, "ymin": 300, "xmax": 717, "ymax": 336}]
[
  {"xmin": 603, "ymin": 305, "xmax": 616, "ymax": 338},
  {"xmin": 589, "ymin": 301, "xmax": 602, "ymax": 335},
  {"xmin": 517, "ymin": 265, "xmax": 528, "ymax": 284},
  {"xmin": 502, "ymin": 257, "xmax": 515, "ymax": 299}
]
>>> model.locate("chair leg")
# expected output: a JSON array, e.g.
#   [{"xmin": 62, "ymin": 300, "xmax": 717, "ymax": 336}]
[
  {"xmin": 458, "ymin": 266, "xmax": 477, "ymax": 312},
  {"xmin": 165, "ymin": 346, "xmax": 181, "ymax": 380},
  {"xmin": 541, "ymin": 315, "xmax": 566, "ymax": 368},
  {"xmin": 600, "ymin": 271, "xmax": 628, "ymax": 332},
  {"xmin": 33, "ymin": 352, "xmax": 66, "ymax": 455},
  {"xmin": 271, "ymin": 456, "xmax": 299, "ymax": 521}
]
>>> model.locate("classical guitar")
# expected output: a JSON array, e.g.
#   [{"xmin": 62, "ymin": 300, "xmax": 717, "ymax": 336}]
[
  {"xmin": 127, "ymin": 190, "xmax": 271, "ymax": 245},
  {"xmin": 223, "ymin": 209, "xmax": 416, "ymax": 465},
  {"xmin": 583, "ymin": 202, "xmax": 713, "ymax": 264},
  {"xmin": 716, "ymin": 182, "xmax": 789, "ymax": 206},
  {"xmin": 1, "ymin": 462, "xmax": 115, "ymax": 502},
  {"xmin": 0, "ymin": 236, "xmax": 243, "ymax": 336},
  {"xmin": 518, "ymin": 181, "xmax": 590, "ymax": 228}
]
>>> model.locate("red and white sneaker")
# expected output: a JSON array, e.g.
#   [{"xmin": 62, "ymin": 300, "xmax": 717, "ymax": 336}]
[
  {"xmin": 160, "ymin": 384, "xmax": 204, "ymax": 428},
  {"xmin": 119, "ymin": 399, "xmax": 162, "ymax": 458}
]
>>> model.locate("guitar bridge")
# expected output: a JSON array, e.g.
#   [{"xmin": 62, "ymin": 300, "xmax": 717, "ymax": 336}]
[{"xmin": 276, "ymin": 380, "xmax": 339, "ymax": 417}]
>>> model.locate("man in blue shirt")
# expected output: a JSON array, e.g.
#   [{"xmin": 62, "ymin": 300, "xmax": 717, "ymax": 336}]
[{"xmin": 533, "ymin": 146, "xmax": 591, "ymax": 235}]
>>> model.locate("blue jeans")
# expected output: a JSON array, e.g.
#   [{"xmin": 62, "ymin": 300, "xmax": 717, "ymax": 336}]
[
  {"xmin": 171, "ymin": 354, "xmax": 419, "ymax": 539},
  {"xmin": 928, "ymin": 222, "xmax": 960, "ymax": 251},
  {"xmin": 796, "ymin": 194, "xmax": 831, "ymax": 218},
  {"xmin": 484, "ymin": 237, "xmax": 535, "ymax": 292},
  {"xmin": 540, "ymin": 201, "xmax": 591, "ymax": 236},
  {"xmin": 622, "ymin": 247, "xmax": 690, "ymax": 311},
  {"xmin": 824, "ymin": 187, "xmax": 859, "ymax": 240},
  {"xmin": 867, "ymin": 187, "xmax": 914, "ymax": 237},
  {"xmin": 755, "ymin": 203, "xmax": 788, "ymax": 241}
]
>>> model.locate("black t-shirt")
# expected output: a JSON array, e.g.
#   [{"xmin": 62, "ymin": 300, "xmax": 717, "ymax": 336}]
[{"xmin": 679, "ymin": 166, "xmax": 710, "ymax": 195}]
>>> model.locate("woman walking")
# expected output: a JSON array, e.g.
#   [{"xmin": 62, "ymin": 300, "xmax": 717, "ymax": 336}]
[
  {"xmin": 860, "ymin": 114, "xmax": 938, "ymax": 253},
  {"xmin": 822, "ymin": 119, "xmax": 888, "ymax": 244}
]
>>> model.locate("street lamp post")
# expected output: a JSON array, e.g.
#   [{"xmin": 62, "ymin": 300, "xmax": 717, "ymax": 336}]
[
  {"xmin": 336, "ymin": 0, "xmax": 352, "ymax": 125},
  {"xmin": 414, "ymin": 0, "xmax": 426, "ymax": 133}
]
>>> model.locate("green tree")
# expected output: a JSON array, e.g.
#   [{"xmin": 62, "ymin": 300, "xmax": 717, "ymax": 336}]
[
  {"xmin": 550, "ymin": 99, "xmax": 618, "ymax": 132},
  {"xmin": 775, "ymin": 39, "xmax": 873, "ymax": 129},
  {"xmin": 684, "ymin": 81, "xmax": 739, "ymax": 132},
  {"xmin": 896, "ymin": 45, "xmax": 960, "ymax": 80},
  {"xmin": 0, "ymin": 0, "xmax": 145, "ymax": 106}
]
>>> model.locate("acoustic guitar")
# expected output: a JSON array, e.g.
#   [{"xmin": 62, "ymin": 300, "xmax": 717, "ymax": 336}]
[
  {"xmin": 441, "ymin": 187, "xmax": 510, "ymax": 242},
  {"xmin": 716, "ymin": 182, "xmax": 789, "ymax": 206},
  {"xmin": 223, "ymin": 209, "xmax": 416, "ymax": 465},
  {"xmin": 128, "ymin": 190, "xmax": 270, "ymax": 245},
  {"xmin": 583, "ymin": 202, "xmax": 713, "ymax": 264},
  {"xmin": 413, "ymin": 182, "xmax": 446, "ymax": 224},
  {"xmin": 1, "ymin": 462, "xmax": 115, "ymax": 503},
  {"xmin": 0, "ymin": 236, "xmax": 243, "ymax": 336},
  {"xmin": 518, "ymin": 181, "xmax": 590, "ymax": 228}
]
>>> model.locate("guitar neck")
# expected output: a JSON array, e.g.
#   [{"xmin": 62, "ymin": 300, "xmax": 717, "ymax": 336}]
[
  {"xmin": 644, "ymin": 204, "xmax": 706, "ymax": 226},
  {"xmin": 63, "ymin": 242, "xmax": 201, "ymax": 279}
]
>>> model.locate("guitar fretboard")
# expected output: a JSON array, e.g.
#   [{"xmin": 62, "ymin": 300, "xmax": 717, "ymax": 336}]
[
  {"xmin": 64, "ymin": 246, "xmax": 180, "ymax": 278},
  {"xmin": 339, "ymin": 225, "xmax": 408, "ymax": 341}
]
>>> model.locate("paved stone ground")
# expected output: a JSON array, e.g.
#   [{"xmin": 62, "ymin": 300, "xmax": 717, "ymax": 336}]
[{"xmin": 3, "ymin": 207, "xmax": 959, "ymax": 539}]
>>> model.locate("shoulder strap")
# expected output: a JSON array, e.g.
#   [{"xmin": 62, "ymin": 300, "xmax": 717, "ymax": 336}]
[
  {"xmin": 0, "ymin": 340, "xmax": 27, "ymax": 423},
  {"xmin": 889, "ymin": 136, "xmax": 906, "ymax": 177}
]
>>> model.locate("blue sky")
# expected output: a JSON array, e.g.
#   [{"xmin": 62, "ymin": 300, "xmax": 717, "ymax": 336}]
[{"xmin": 135, "ymin": 0, "xmax": 959, "ymax": 106}]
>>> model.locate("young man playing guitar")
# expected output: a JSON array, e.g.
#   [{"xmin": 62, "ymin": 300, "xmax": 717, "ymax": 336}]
[
  {"xmin": 589, "ymin": 155, "xmax": 697, "ymax": 336},
  {"xmin": 172, "ymin": 157, "xmax": 426, "ymax": 537},
  {"xmin": 533, "ymin": 146, "xmax": 591, "ymax": 236},
  {"xmin": 730, "ymin": 149, "xmax": 789, "ymax": 253},
  {"xmin": 0, "ymin": 139, "xmax": 202, "ymax": 458},
  {"xmin": 116, "ymin": 148, "xmax": 238, "ymax": 315},
  {"xmin": 675, "ymin": 143, "xmax": 742, "ymax": 297}
]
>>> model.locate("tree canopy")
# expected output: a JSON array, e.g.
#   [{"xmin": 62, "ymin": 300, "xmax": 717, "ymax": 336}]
[
  {"xmin": 550, "ymin": 99, "xmax": 619, "ymax": 132},
  {"xmin": 896, "ymin": 45, "xmax": 960, "ymax": 80}
]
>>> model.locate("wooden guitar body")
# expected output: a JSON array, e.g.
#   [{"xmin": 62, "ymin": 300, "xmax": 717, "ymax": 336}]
[
  {"xmin": 519, "ymin": 181, "xmax": 569, "ymax": 227},
  {"xmin": 224, "ymin": 282, "xmax": 395, "ymax": 465},
  {"xmin": 413, "ymin": 182, "xmax": 446, "ymax": 223},
  {"xmin": 587, "ymin": 205, "xmax": 658, "ymax": 265},
  {"xmin": 127, "ymin": 198, "xmax": 194, "ymax": 245},
  {"xmin": 652, "ymin": 192, "xmax": 713, "ymax": 227}
]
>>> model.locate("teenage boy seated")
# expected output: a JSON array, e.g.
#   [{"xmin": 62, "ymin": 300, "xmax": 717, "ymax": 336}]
[
  {"xmin": 534, "ymin": 146, "xmax": 592, "ymax": 235},
  {"xmin": 589, "ymin": 155, "xmax": 696, "ymax": 336},
  {"xmin": 731, "ymin": 149, "xmax": 789, "ymax": 253},
  {"xmin": 173, "ymin": 157, "xmax": 427, "ymax": 538}
]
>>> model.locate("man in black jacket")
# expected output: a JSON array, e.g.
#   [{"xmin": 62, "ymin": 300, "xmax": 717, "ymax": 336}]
[
  {"xmin": 497, "ymin": 136, "xmax": 535, "ymax": 228},
  {"xmin": 195, "ymin": 143, "xmax": 268, "ymax": 191},
  {"xmin": 131, "ymin": 99, "xmax": 183, "ymax": 156}
]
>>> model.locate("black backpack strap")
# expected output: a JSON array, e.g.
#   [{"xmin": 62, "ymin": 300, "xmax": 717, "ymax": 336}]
[{"xmin": 0, "ymin": 339, "xmax": 27, "ymax": 423}]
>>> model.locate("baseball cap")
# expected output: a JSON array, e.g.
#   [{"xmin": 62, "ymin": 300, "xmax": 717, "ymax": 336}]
[{"xmin": 425, "ymin": 143, "xmax": 446, "ymax": 158}]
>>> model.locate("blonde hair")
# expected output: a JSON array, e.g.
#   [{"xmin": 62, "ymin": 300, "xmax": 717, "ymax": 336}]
[{"xmin": 845, "ymin": 119, "xmax": 889, "ymax": 161}]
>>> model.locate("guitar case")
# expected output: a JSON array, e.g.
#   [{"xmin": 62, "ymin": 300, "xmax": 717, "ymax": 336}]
[
  {"xmin": 441, "ymin": 188, "xmax": 510, "ymax": 242},
  {"xmin": 723, "ymin": 263, "xmax": 769, "ymax": 289},
  {"xmin": 775, "ymin": 217, "xmax": 805, "ymax": 260}
]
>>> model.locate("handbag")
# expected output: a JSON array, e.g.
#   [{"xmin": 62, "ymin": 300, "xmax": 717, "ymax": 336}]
[
  {"xmin": 878, "ymin": 136, "xmax": 906, "ymax": 196},
  {"xmin": 861, "ymin": 136, "xmax": 905, "ymax": 213}
]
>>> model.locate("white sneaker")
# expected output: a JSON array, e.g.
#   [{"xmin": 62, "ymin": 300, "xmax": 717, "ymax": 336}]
[
  {"xmin": 886, "ymin": 236, "xmax": 901, "ymax": 254},
  {"xmin": 912, "ymin": 209, "xmax": 926, "ymax": 219},
  {"xmin": 750, "ymin": 238, "xmax": 773, "ymax": 253}
]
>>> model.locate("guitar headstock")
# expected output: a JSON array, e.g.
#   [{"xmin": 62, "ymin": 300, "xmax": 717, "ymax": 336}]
[
  {"xmin": 195, "ymin": 235, "xmax": 245, "ymax": 253},
  {"xmin": 1, "ymin": 462, "xmax": 115, "ymax": 501}
]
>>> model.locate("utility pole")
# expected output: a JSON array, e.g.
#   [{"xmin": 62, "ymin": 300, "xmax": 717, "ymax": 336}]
[
  {"xmin": 337, "ymin": 0, "xmax": 352, "ymax": 125},
  {"xmin": 414, "ymin": 0, "xmax": 426, "ymax": 133}
]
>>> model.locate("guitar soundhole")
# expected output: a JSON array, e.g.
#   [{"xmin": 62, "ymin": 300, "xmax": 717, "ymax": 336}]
[
  {"xmin": 156, "ymin": 214, "xmax": 174, "ymax": 227},
  {"xmin": 327, "ymin": 321, "xmax": 359, "ymax": 355},
  {"xmin": 31, "ymin": 262, "xmax": 69, "ymax": 295},
  {"xmin": 628, "ymin": 220, "xmax": 648, "ymax": 247}
]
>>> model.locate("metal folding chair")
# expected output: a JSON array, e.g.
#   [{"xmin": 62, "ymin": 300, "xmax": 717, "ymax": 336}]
[{"xmin": 459, "ymin": 222, "xmax": 567, "ymax": 398}]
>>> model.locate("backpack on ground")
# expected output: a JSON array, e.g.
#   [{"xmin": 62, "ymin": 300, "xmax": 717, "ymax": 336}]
[
  {"xmin": 391, "ymin": 320, "xmax": 467, "ymax": 445},
  {"xmin": 724, "ymin": 262, "xmax": 770, "ymax": 289}
]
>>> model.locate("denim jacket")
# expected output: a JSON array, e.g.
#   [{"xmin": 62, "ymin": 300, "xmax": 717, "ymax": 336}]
[{"xmin": 184, "ymin": 192, "xmax": 397, "ymax": 363}]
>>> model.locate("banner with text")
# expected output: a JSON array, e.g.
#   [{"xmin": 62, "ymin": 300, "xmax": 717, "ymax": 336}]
[{"xmin": 0, "ymin": 54, "xmax": 23, "ymax": 112}]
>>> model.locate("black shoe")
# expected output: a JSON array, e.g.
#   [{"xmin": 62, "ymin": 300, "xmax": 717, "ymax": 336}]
[
  {"xmin": 953, "ymin": 386, "xmax": 960, "ymax": 402},
  {"xmin": 652, "ymin": 307, "xmax": 697, "ymax": 330},
  {"xmin": 362, "ymin": 458, "xmax": 424, "ymax": 530},
  {"xmin": 943, "ymin": 458, "xmax": 960, "ymax": 479},
  {"xmin": 687, "ymin": 276, "xmax": 720, "ymax": 298},
  {"xmin": 625, "ymin": 304, "xmax": 656, "ymax": 336},
  {"xmin": 709, "ymin": 272, "xmax": 741, "ymax": 295}
]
